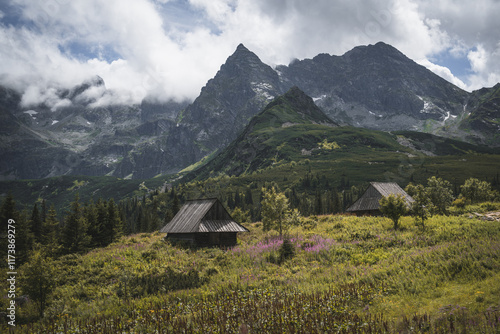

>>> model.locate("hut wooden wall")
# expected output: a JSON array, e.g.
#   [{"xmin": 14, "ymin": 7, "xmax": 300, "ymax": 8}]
[{"xmin": 166, "ymin": 232, "xmax": 237, "ymax": 247}]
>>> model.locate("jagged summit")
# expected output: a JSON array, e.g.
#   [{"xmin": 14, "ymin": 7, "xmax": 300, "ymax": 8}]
[
  {"xmin": 253, "ymin": 86, "xmax": 337, "ymax": 129},
  {"xmin": 177, "ymin": 42, "xmax": 282, "ymax": 152},
  {"xmin": 343, "ymin": 41, "xmax": 409, "ymax": 63},
  {"xmin": 235, "ymin": 43, "xmax": 249, "ymax": 52},
  {"xmin": 1, "ymin": 41, "xmax": 498, "ymax": 180}
]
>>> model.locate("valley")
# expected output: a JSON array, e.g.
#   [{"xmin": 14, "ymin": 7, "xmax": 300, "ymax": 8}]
[{"xmin": 1, "ymin": 41, "xmax": 500, "ymax": 333}]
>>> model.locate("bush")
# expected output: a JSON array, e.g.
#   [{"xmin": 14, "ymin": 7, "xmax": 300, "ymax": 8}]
[{"xmin": 278, "ymin": 239, "xmax": 295, "ymax": 264}]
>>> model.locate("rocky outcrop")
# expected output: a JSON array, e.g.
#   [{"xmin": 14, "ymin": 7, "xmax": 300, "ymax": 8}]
[
  {"xmin": 178, "ymin": 44, "xmax": 283, "ymax": 153},
  {"xmin": 277, "ymin": 42, "xmax": 469, "ymax": 132}
]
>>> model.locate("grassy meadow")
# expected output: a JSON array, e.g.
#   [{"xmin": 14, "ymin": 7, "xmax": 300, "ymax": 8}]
[{"xmin": 4, "ymin": 204, "xmax": 500, "ymax": 333}]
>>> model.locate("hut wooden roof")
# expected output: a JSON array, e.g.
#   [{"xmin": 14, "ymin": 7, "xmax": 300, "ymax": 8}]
[
  {"xmin": 346, "ymin": 182, "xmax": 414, "ymax": 213},
  {"xmin": 160, "ymin": 198, "xmax": 249, "ymax": 233}
]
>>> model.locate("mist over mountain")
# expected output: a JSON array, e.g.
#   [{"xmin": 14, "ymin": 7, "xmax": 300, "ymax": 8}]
[{"xmin": 0, "ymin": 42, "xmax": 498, "ymax": 180}]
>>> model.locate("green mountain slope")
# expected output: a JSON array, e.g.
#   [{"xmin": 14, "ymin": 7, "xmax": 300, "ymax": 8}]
[
  {"xmin": 183, "ymin": 87, "xmax": 499, "ymax": 185},
  {"xmin": 460, "ymin": 83, "xmax": 500, "ymax": 145}
]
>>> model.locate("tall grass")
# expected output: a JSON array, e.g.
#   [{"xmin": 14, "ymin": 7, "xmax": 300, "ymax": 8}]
[{"xmin": 4, "ymin": 212, "xmax": 500, "ymax": 333}]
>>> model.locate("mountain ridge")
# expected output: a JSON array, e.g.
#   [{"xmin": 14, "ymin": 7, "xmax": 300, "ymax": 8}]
[{"xmin": 0, "ymin": 41, "xmax": 499, "ymax": 180}]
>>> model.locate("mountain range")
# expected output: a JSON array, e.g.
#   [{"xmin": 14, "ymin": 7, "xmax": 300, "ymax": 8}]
[{"xmin": 1, "ymin": 41, "xmax": 499, "ymax": 180}]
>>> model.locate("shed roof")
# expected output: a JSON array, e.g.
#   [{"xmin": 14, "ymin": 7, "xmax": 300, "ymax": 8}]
[
  {"xmin": 346, "ymin": 182, "xmax": 414, "ymax": 213},
  {"xmin": 160, "ymin": 198, "xmax": 248, "ymax": 233}
]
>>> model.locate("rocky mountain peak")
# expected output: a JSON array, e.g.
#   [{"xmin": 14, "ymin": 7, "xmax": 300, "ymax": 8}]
[
  {"xmin": 177, "ymin": 43, "xmax": 282, "ymax": 152},
  {"xmin": 251, "ymin": 86, "xmax": 338, "ymax": 130},
  {"xmin": 235, "ymin": 43, "xmax": 249, "ymax": 52}
]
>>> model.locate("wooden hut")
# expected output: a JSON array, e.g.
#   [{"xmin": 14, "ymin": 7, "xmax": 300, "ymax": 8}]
[
  {"xmin": 346, "ymin": 182, "xmax": 414, "ymax": 216},
  {"xmin": 160, "ymin": 198, "xmax": 248, "ymax": 247}
]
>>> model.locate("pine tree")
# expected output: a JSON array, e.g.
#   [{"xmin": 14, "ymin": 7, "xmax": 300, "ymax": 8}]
[
  {"xmin": 332, "ymin": 191, "xmax": 341, "ymax": 214},
  {"xmin": 245, "ymin": 188, "xmax": 254, "ymax": 206},
  {"xmin": 227, "ymin": 193, "xmax": 235, "ymax": 209},
  {"xmin": 106, "ymin": 198, "xmax": 123, "ymax": 243},
  {"xmin": 30, "ymin": 203, "xmax": 43, "ymax": 244},
  {"xmin": 61, "ymin": 194, "xmax": 90, "ymax": 254},
  {"xmin": 315, "ymin": 190, "xmax": 323, "ymax": 215},
  {"xmin": 164, "ymin": 208, "xmax": 174, "ymax": 225},
  {"xmin": 94, "ymin": 198, "xmax": 108, "ymax": 246},
  {"xmin": 136, "ymin": 205, "xmax": 144, "ymax": 233},
  {"xmin": 42, "ymin": 205, "xmax": 60, "ymax": 255},
  {"xmin": 1, "ymin": 193, "xmax": 18, "ymax": 261},
  {"xmin": 16, "ymin": 210, "xmax": 34, "ymax": 265},
  {"xmin": 235, "ymin": 192, "xmax": 241, "ymax": 208},
  {"xmin": 84, "ymin": 200, "xmax": 100, "ymax": 247},
  {"xmin": 172, "ymin": 193, "xmax": 180, "ymax": 216},
  {"xmin": 41, "ymin": 200, "xmax": 47, "ymax": 226}
]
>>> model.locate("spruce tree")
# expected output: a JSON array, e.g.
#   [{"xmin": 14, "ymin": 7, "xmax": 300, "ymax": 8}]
[
  {"xmin": 94, "ymin": 198, "xmax": 108, "ymax": 246},
  {"xmin": 172, "ymin": 193, "xmax": 180, "ymax": 216},
  {"xmin": 84, "ymin": 200, "xmax": 100, "ymax": 247},
  {"xmin": 30, "ymin": 203, "xmax": 43, "ymax": 244},
  {"xmin": 41, "ymin": 200, "xmax": 47, "ymax": 226},
  {"xmin": 245, "ymin": 188, "xmax": 254, "ymax": 205},
  {"xmin": 42, "ymin": 205, "xmax": 60, "ymax": 255},
  {"xmin": 106, "ymin": 198, "xmax": 123, "ymax": 243},
  {"xmin": 61, "ymin": 194, "xmax": 90, "ymax": 254},
  {"xmin": 315, "ymin": 190, "xmax": 323, "ymax": 215},
  {"xmin": 16, "ymin": 210, "xmax": 34, "ymax": 265},
  {"xmin": 1, "ymin": 193, "xmax": 18, "ymax": 262},
  {"xmin": 332, "ymin": 191, "xmax": 341, "ymax": 214}
]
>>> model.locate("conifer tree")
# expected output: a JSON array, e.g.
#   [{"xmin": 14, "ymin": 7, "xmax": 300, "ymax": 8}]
[
  {"xmin": 30, "ymin": 203, "xmax": 43, "ymax": 244},
  {"xmin": 315, "ymin": 190, "xmax": 323, "ymax": 215},
  {"xmin": 1, "ymin": 193, "xmax": 18, "ymax": 261},
  {"xmin": 42, "ymin": 205, "xmax": 60, "ymax": 255},
  {"xmin": 172, "ymin": 193, "xmax": 180, "ymax": 216},
  {"xmin": 61, "ymin": 194, "xmax": 90, "ymax": 254},
  {"xmin": 234, "ymin": 192, "xmax": 241, "ymax": 208},
  {"xmin": 94, "ymin": 198, "xmax": 108, "ymax": 246},
  {"xmin": 41, "ymin": 200, "xmax": 47, "ymax": 226},
  {"xmin": 331, "ymin": 191, "xmax": 341, "ymax": 214},
  {"xmin": 245, "ymin": 188, "xmax": 254, "ymax": 205},
  {"xmin": 16, "ymin": 210, "xmax": 34, "ymax": 265},
  {"xmin": 84, "ymin": 200, "xmax": 100, "ymax": 247},
  {"xmin": 106, "ymin": 198, "xmax": 123, "ymax": 243}
]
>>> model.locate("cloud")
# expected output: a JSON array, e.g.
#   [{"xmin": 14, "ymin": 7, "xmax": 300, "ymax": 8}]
[
  {"xmin": 417, "ymin": 59, "xmax": 466, "ymax": 89},
  {"xmin": 1, "ymin": 0, "xmax": 499, "ymax": 108},
  {"xmin": 467, "ymin": 44, "xmax": 500, "ymax": 90},
  {"xmin": 2, "ymin": 0, "xmax": 233, "ymax": 106}
]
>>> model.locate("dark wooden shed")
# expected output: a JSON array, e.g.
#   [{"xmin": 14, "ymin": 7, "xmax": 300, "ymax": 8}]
[
  {"xmin": 159, "ymin": 198, "xmax": 248, "ymax": 247},
  {"xmin": 346, "ymin": 182, "xmax": 414, "ymax": 216}
]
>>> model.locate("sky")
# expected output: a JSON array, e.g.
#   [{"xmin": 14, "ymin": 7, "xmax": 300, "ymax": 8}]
[{"xmin": 0, "ymin": 0, "xmax": 499, "ymax": 108}]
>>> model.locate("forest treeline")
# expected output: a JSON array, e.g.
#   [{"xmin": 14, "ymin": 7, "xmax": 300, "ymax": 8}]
[{"xmin": 1, "ymin": 175, "xmax": 499, "ymax": 265}]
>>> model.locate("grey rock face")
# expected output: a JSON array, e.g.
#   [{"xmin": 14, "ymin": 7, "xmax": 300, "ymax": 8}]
[
  {"xmin": 1, "ymin": 42, "xmax": 497, "ymax": 180},
  {"xmin": 178, "ymin": 44, "xmax": 283, "ymax": 153},
  {"xmin": 277, "ymin": 42, "xmax": 469, "ymax": 132}
]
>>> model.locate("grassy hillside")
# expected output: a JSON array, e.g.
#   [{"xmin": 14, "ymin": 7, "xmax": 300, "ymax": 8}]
[{"xmin": 5, "ymin": 209, "xmax": 500, "ymax": 333}]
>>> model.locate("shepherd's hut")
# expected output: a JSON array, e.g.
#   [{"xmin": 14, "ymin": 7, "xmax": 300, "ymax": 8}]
[
  {"xmin": 160, "ymin": 198, "xmax": 248, "ymax": 247},
  {"xmin": 346, "ymin": 182, "xmax": 414, "ymax": 216}
]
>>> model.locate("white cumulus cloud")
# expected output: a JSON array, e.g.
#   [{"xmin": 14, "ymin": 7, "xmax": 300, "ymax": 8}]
[{"xmin": 1, "ymin": 0, "xmax": 499, "ymax": 108}]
